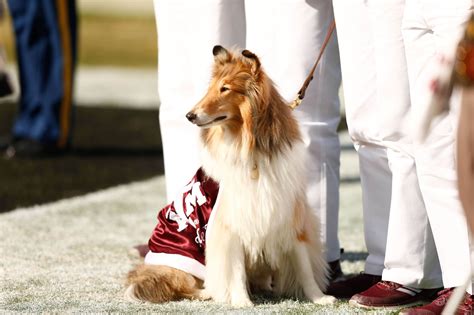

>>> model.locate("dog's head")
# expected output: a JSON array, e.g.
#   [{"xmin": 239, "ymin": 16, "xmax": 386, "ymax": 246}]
[
  {"xmin": 185, "ymin": 45, "xmax": 267, "ymax": 132},
  {"xmin": 187, "ymin": 45, "xmax": 300, "ymax": 156}
]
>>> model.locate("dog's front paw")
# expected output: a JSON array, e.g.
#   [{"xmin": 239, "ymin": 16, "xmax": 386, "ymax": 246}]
[
  {"xmin": 312, "ymin": 294, "xmax": 336, "ymax": 305},
  {"xmin": 230, "ymin": 291, "xmax": 253, "ymax": 308},
  {"xmin": 231, "ymin": 297, "xmax": 253, "ymax": 308},
  {"xmin": 195, "ymin": 289, "xmax": 212, "ymax": 301}
]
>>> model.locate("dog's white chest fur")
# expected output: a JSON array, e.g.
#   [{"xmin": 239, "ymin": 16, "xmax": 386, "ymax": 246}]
[{"xmin": 201, "ymin": 136, "xmax": 308, "ymax": 267}]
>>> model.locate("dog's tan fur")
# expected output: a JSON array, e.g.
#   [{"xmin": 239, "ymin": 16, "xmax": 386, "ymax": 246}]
[
  {"xmin": 125, "ymin": 46, "xmax": 334, "ymax": 306},
  {"xmin": 125, "ymin": 265, "xmax": 205, "ymax": 303}
]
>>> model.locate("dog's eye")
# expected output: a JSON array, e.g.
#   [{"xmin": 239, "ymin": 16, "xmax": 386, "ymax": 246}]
[{"xmin": 220, "ymin": 86, "xmax": 230, "ymax": 93}]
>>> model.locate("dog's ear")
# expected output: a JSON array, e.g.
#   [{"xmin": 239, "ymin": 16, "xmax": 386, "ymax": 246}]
[
  {"xmin": 213, "ymin": 45, "xmax": 231, "ymax": 64},
  {"xmin": 241, "ymin": 49, "xmax": 261, "ymax": 74}
]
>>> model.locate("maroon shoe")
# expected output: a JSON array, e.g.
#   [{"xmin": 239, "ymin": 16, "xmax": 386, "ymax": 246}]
[
  {"xmin": 349, "ymin": 281, "xmax": 440, "ymax": 309},
  {"xmin": 325, "ymin": 273, "xmax": 382, "ymax": 298},
  {"xmin": 400, "ymin": 288, "xmax": 474, "ymax": 315}
]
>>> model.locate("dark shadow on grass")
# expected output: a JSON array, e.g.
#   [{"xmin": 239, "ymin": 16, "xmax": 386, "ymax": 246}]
[
  {"xmin": 340, "ymin": 176, "xmax": 360, "ymax": 183},
  {"xmin": 0, "ymin": 101, "xmax": 353, "ymax": 212},
  {"xmin": 251, "ymin": 294, "xmax": 293, "ymax": 306},
  {"xmin": 341, "ymin": 251, "xmax": 368, "ymax": 262},
  {"xmin": 0, "ymin": 102, "xmax": 164, "ymax": 213},
  {"xmin": 341, "ymin": 143, "xmax": 355, "ymax": 151},
  {"xmin": 70, "ymin": 147, "xmax": 162, "ymax": 157}
]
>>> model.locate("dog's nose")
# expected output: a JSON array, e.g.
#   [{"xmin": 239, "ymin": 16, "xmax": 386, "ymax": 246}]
[{"xmin": 186, "ymin": 112, "xmax": 197, "ymax": 122}]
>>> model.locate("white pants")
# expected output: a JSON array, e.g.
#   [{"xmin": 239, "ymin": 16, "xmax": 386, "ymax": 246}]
[
  {"xmin": 386, "ymin": 0, "xmax": 473, "ymax": 292},
  {"xmin": 333, "ymin": 0, "xmax": 412, "ymax": 276},
  {"xmin": 333, "ymin": 0, "xmax": 474, "ymax": 291},
  {"xmin": 153, "ymin": 0, "xmax": 342, "ymax": 261}
]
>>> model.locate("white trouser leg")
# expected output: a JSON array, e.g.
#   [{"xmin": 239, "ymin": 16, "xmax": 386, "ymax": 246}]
[
  {"xmin": 333, "ymin": 0, "xmax": 425, "ymax": 276},
  {"xmin": 383, "ymin": 148, "xmax": 443, "ymax": 288},
  {"xmin": 402, "ymin": 0, "xmax": 474, "ymax": 292},
  {"xmin": 356, "ymin": 144, "xmax": 392, "ymax": 275},
  {"xmin": 375, "ymin": 0, "xmax": 442, "ymax": 288},
  {"xmin": 245, "ymin": 0, "xmax": 342, "ymax": 262},
  {"xmin": 153, "ymin": 0, "xmax": 246, "ymax": 200}
]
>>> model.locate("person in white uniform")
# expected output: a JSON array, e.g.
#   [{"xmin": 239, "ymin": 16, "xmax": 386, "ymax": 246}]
[
  {"xmin": 330, "ymin": 0, "xmax": 474, "ymax": 312},
  {"xmin": 153, "ymin": 0, "xmax": 343, "ymax": 276}
]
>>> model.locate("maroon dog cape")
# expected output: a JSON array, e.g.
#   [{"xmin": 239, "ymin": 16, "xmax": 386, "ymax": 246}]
[{"xmin": 144, "ymin": 168, "xmax": 219, "ymax": 280}]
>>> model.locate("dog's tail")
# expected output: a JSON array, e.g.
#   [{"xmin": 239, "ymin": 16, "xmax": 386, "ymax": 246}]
[{"xmin": 125, "ymin": 264, "xmax": 204, "ymax": 303}]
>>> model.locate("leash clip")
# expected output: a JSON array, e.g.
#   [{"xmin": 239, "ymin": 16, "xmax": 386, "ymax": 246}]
[{"xmin": 289, "ymin": 95, "xmax": 302, "ymax": 110}]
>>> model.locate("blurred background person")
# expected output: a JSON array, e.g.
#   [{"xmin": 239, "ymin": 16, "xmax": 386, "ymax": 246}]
[
  {"xmin": 0, "ymin": 1, "xmax": 165, "ymax": 213},
  {"xmin": 2, "ymin": 0, "xmax": 77, "ymax": 158}
]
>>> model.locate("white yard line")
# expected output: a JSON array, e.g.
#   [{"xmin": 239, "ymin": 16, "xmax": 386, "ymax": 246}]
[
  {"xmin": 75, "ymin": 67, "xmax": 159, "ymax": 109},
  {"xmin": 0, "ymin": 65, "xmax": 160, "ymax": 109}
]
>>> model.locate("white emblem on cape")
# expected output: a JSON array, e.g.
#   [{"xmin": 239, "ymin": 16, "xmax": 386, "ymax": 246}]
[{"xmin": 166, "ymin": 180, "xmax": 207, "ymax": 234}]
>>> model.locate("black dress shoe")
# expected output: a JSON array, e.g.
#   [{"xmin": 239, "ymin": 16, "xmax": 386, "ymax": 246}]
[
  {"xmin": 326, "ymin": 273, "xmax": 382, "ymax": 298},
  {"xmin": 328, "ymin": 259, "xmax": 344, "ymax": 282},
  {"xmin": 4, "ymin": 138, "xmax": 68, "ymax": 159},
  {"xmin": 328, "ymin": 248, "xmax": 345, "ymax": 282}
]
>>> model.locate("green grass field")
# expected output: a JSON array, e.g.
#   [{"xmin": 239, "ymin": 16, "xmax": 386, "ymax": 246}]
[{"xmin": 0, "ymin": 171, "xmax": 400, "ymax": 314}]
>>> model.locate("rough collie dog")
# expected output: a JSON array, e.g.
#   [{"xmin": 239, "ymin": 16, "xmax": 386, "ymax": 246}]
[{"xmin": 125, "ymin": 45, "xmax": 334, "ymax": 307}]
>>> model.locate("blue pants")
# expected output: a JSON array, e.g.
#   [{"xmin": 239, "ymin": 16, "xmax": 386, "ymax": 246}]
[{"xmin": 8, "ymin": 0, "xmax": 77, "ymax": 147}]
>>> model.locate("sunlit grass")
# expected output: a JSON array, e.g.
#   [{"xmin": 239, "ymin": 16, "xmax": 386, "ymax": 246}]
[
  {"xmin": 79, "ymin": 14, "xmax": 157, "ymax": 67},
  {"xmin": 0, "ymin": 13, "xmax": 157, "ymax": 68}
]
